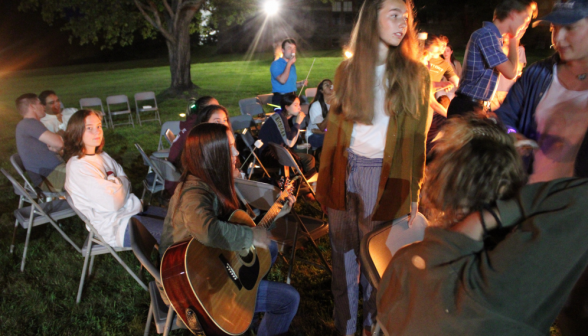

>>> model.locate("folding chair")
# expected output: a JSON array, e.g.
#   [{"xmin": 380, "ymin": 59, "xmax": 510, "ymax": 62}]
[
  {"xmin": 267, "ymin": 143, "xmax": 318, "ymax": 198},
  {"xmin": 130, "ymin": 219, "xmax": 191, "ymax": 336},
  {"xmin": 2, "ymin": 168, "xmax": 80, "ymax": 272},
  {"xmin": 256, "ymin": 93, "xmax": 273, "ymax": 107},
  {"xmin": 229, "ymin": 115, "xmax": 255, "ymax": 132},
  {"xmin": 150, "ymin": 156, "xmax": 181, "ymax": 185},
  {"xmin": 65, "ymin": 194, "xmax": 147, "ymax": 303},
  {"xmin": 79, "ymin": 97, "xmax": 109, "ymax": 128},
  {"xmin": 359, "ymin": 213, "xmax": 428, "ymax": 336},
  {"xmin": 305, "ymin": 87, "xmax": 317, "ymax": 99},
  {"xmin": 153, "ymin": 121, "xmax": 181, "ymax": 159},
  {"xmin": 235, "ymin": 178, "xmax": 331, "ymax": 284},
  {"xmin": 238, "ymin": 129, "xmax": 270, "ymax": 179},
  {"xmin": 106, "ymin": 94, "xmax": 134, "ymax": 128},
  {"xmin": 239, "ymin": 97, "xmax": 266, "ymax": 124},
  {"xmin": 135, "ymin": 143, "xmax": 165, "ymax": 205},
  {"xmin": 134, "ymin": 91, "xmax": 162, "ymax": 126}
]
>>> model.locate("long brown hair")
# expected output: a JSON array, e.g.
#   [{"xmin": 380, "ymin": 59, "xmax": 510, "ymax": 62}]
[
  {"xmin": 333, "ymin": 0, "xmax": 427, "ymax": 124},
  {"xmin": 422, "ymin": 117, "xmax": 527, "ymax": 228},
  {"xmin": 177, "ymin": 123, "xmax": 240, "ymax": 218},
  {"xmin": 64, "ymin": 109, "xmax": 105, "ymax": 162}
]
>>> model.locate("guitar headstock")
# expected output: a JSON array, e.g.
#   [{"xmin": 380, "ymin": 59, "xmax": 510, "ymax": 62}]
[{"xmin": 277, "ymin": 176, "xmax": 300, "ymax": 203}]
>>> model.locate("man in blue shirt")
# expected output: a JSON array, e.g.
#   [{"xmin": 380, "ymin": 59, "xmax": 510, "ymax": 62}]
[
  {"xmin": 447, "ymin": 0, "xmax": 537, "ymax": 117},
  {"xmin": 270, "ymin": 39, "xmax": 307, "ymax": 105}
]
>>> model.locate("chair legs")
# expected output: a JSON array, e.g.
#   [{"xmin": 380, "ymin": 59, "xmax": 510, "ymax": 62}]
[
  {"xmin": 20, "ymin": 208, "xmax": 35, "ymax": 272},
  {"xmin": 144, "ymin": 301, "xmax": 154, "ymax": 336},
  {"xmin": 77, "ymin": 232, "xmax": 94, "ymax": 303},
  {"xmin": 163, "ymin": 305, "xmax": 175, "ymax": 336},
  {"xmin": 10, "ymin": 197, "xmax": 24, "ymax": 254}
]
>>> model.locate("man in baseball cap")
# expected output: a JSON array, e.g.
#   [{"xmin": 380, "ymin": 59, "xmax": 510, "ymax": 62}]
[{"xmin": 495, "ymin": 2, "xmax": 588, "ymax": 333}]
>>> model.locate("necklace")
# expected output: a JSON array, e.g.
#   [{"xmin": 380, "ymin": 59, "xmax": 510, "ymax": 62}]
[{"xmin": 578, "ymin": 73, "xmax": 587, "ymax": 81}]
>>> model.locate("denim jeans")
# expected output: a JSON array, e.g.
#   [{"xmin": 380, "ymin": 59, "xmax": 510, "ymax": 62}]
[{"xmin": 254, "ymin": 241, "xmax": 300, "ymax": 336}]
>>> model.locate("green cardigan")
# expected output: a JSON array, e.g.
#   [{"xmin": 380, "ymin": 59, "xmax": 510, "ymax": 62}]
[{"xmin": 316, "ymin": 68, "xmax": 431, "ymax": 221}]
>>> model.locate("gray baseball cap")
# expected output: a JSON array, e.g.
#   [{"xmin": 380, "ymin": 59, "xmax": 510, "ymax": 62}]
[{"xmin": 538, "ymin": 0, "xmax": 588, "ymax": 25}]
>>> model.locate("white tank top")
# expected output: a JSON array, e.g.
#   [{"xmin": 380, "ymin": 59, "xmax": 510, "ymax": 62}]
[
  {"xmin": 350, "ymin": 64, "xmax": 390, "ymax": 159},
  {"xmin": 530, "ymin": 65, "xmax": 588, "ymax": 183}
]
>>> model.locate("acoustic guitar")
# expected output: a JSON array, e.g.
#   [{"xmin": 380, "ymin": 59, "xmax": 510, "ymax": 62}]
[{"xmin": 160, "ymin": 178, "xmax": 296, "ymax": 336}]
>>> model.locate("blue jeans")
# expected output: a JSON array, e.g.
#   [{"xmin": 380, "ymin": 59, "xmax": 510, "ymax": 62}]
[
  {"xmin": 308, "ymin": 133, "xmax": 324, "ymax": 149},
  {"xmin": 254, "ymin": 241, "xmax": 300, "ymax": 336}
]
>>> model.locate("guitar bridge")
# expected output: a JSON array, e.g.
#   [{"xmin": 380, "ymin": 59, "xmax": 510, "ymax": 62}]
[{"xmin": 219, "ymin": 254, "xmax": 242, "ymax": 290}]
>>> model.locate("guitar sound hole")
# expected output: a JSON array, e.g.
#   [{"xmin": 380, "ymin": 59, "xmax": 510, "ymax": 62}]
[{"xmin": 240, "ymin": 250, "xmax": 254, "ymax": 264}]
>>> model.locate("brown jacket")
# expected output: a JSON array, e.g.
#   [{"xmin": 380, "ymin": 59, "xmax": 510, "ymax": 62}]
[{"xmin": 316, "ymin": 69, "xmax": 431, "ymax": 221}]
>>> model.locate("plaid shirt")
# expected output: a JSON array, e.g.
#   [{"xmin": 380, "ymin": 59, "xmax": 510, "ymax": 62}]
[{"xmin": 457, "ymin": 22, "xmax": 508, "ymax": 101}]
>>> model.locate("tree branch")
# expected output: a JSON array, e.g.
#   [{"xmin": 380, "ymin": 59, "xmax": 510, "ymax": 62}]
[
  {"xmin": 173, "ymin": 0, "xmax": 203, "ymax": 29},
  {"xmin": 134, "ymin": 0, "xmax": 176, "ymax": 42},
  {"xmin": 162, "ymin": 0, "xmax": 175, "ymax": 19}
]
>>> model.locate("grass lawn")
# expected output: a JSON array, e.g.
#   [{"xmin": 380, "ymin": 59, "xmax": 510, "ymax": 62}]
[{"xmin": 0, "ymin": 49, "xmax": 560, "ymax": 335}]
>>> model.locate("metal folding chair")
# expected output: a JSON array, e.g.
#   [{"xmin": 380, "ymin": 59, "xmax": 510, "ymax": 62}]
[
  {"xmin": 2, "ymin": 168, "xmax": 80, "ymax": 272},
  {"xmin": 135, "ymin": 143, "xmax": 165, "ymax": 205},
  {"xmin": 134, "ymin": 91, "xmax": 162, "ymax": 126},
  {"xmin": 130, "ymin": 219, "xmax": 191, "ymax": 336},
  {"xmin": 79, "ymin": 97, "xmax": 109, "ymax": 128},
  {"xmin": 164, "ymin": 129, "xmax": 176, "ymax": 146},
  {"xmin": 238, "ymin": 129, "xmax": 270, "ymax": 179},
  {"xmin": 65, "ymin": 194, "xmax": 147, "ymax": 303},
  {"xmin": 267, "ymin": 143, "xmax": 318, "ymax": 198},
  {"xmin": 106, "ymin": 94, "xmax": 134, "ymax": 128},
  {"xmin": 230, "ymin": 115, "xmax": 255, "ymax": 132},
  {"xmin": 359, "ymin": 213, "xmax": 428, "ymax": 335},
  {"xmin": 235, "ymin": 178, "xmax": 331, "ymax": 284},
  {"xmin": 153, "ymin": 121, "xmax": 181, "ymax": 159}
]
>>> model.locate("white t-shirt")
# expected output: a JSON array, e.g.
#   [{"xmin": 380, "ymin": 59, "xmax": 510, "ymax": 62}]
[
  {"xmin": 530, "ymin": 65, "xmax": 588, "ymax": 183},
  {"xmin": 306, "ymin": 101, "xmax": 330, "ymax": 141},
  {"xmin": 65, "ymin": 152, "xmax": 142, "ymax": 247},
  {"xmin": 350, "ymin": 64, "xmax": 390, "ymax": 159},
  {"xmin": 40, "ymin": 108, "xmax": 77, "ymax": 133}
]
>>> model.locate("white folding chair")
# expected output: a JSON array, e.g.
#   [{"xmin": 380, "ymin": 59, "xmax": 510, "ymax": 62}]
[
  {"xmin": 106, "ymin": 94, "xmax": 134, "ymax": 128},
  {"xmin": 153, "ymin": 121, "xmax": 181, "ymax": 159},
  {"xmin": 134, "ymin": 91, "xmax": 162, "ymax": 126},
  {"xmin": 2, "ymin": 168, "xmax": 80, "ymax": 272},
  {"xmin": 239, "ymin": 97, "xmax": 265, "ymax": 124},
  {"xmin": 79, "ymin": 97, "xmax": 109, "ymax": 128},
  {"xmin": 305, "ymin": 87, "xmax": 317, "ymax": 99},
  {"xmin": 238, "ymin": 129, "xmax": 270, "ymax": 179},
  {"xmin": 256, "ymin": 93, "xmax": 273, "ymax": 107},
  {"xmin": 229, "ymin": 115, "xmax": 255, "ymax": 132},
  {"xmin": 135, "ymin": 143, "xmax": 165, "ymax": 204},
  {"xmin": 65, "ymin": 194, "xmax": 147, "ymax": 303},
  {"xmin": 235, "ymin": 178, "xmax": 331, "ymax": 284},
  {"xmin": 359, "ymin": 213, "xmax": 428, "ymax": 335}
]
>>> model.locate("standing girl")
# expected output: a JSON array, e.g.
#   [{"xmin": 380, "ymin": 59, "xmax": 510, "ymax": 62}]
[{"xmin": 315, "ymin": 0, "xmax": 431, "ymax": 334}]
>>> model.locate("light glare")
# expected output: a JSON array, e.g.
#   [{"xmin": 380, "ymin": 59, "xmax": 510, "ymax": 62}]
[
  {"xmin": 344, "ymin": 51, "xmax": 353, "ymax": 59},
  {"xmin": 263, "ymin": 0, "xmax": 279, "ymax": 16}
]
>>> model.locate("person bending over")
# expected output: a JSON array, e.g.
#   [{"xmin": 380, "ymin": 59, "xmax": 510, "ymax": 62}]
[
  {"xmin": 64, "ymin": 110, "xmax": 162, "ymax": 247},
  {"xmin": 159, "ymin": 123, "xmax": 299, "ymax": 336},
  {"xmin": 377, "ymin": 117, "xmax": 588, "ymax": 336}
]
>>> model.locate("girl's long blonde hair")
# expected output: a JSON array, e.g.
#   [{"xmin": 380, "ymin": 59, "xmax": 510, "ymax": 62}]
[{"xmin": 332, "ymin": 0, "xmax": 427, "ymax": 124}]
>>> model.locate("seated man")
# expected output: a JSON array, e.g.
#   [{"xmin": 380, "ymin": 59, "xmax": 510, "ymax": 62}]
[
  {"xmin": 377, "ymin": 117, "xmax": 588, "ymax": 335},
  {"xmin": 15, "ymin": 93, "xmax": 66, "ymax": 193},
  {"xmin": 38, "ymin": 90, "xmax": 77, "ymax": 134}
]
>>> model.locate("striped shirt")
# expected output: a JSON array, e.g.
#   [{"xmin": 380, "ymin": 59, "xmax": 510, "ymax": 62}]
[{"xmin": 458, "ymin": 22, "xmax": 508, "ymax": 101}]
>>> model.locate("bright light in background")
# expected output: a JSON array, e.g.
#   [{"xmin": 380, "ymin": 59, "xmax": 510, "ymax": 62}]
[
  {"xmin": 179, "ymin": 113, "xmax": 186, "ymax": 118},
  {"xmin": 344, "ymin": 50, "xmax": 353, "ymax": 59},
  {"xmin": 263, "ymin": 0, "xmax": 280, "ymax": 16}
]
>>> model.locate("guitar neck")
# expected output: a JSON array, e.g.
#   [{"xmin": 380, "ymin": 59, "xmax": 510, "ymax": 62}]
[{"xmin": 257, "ymin": 199, "xmax": 285, "ymax": 230}]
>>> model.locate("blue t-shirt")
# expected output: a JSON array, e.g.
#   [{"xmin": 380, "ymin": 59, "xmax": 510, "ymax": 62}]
[
  {"xmin": 270, "ymin": 58, "xmax": 297, "ymax": 94},
  {"xmin": 15, "ymin": 118, "xmax": 64, "ymax": 186},
  {"xmin": 457, "ymin": 21, "xmax": 509, "ymax": 101}
]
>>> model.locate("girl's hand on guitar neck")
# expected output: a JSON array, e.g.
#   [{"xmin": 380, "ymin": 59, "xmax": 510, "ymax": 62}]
[
  {"xmin": 252, "ymin": 226, "xmax": 271, "ymax": 250},
  {"xmin": 275, "ymin": 195, "xmax": 296, "ymax": 221}
]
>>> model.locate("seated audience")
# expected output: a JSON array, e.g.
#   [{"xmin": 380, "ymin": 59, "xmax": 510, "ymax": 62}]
[
  {"xmin": 15, "ymin": 93, "xmax": 66, "ymax": 192},
  {"xmin": 306, "ymin": 79, "xmax": 333, "ymax": 150},
  {"xmin": 159, "ymin": 123, "xmax": 299, "ymax": 336},
  {"xmin": 168, "ymin": 96, "xmax": 219, "ymax": 168},
  {"xmin": 64, "ymin": 110, "xmax": 162, "ymax": 247},
  {"xmin": 258, "ymin": 92, "xmax": 316, "ymax": 176},
  {"xmin": 39, "ymin": 90, "xmax": 77, "ymax": 134},
  {"xmin": 377, "ymin": 117, "xmax": 588, "ymax": 335}
]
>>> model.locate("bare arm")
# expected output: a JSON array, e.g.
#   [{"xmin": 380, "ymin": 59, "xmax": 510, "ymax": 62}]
[
  {"xmin": 448, "ymin": 75, "xmax": 459, "ymax": 88},
  {"xmin": 38, "ymin": 130, "xmax": 64, "ymax": 152},
  {"xmin": 495, "ymin": 37, "xmax": 520, "ymax": 80},
  {"xmin": 429, "ymin": 93, "xmax": 447, "ymax": 118}
]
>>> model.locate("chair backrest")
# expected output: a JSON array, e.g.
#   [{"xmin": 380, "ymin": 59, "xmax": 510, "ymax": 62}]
[
  {"xmin": 134, "ymin": 91, "xmax": 157, "ymax": 107},
  {"xmin": 230, "ymin": 115, "xmax": 254, "ymax": 131},
  {"xmin": 235, "ymin": 178, "xmax": 280, "ymax": 212},
  {"xmin": 106, "ymin": 95, "xmax": 130, "ymax": 113},
  {"xmin": 239, "ymin": 98, "xmax": 264, "ymax": 117},
  {"xmin": 256, "ymin": 94, "xmax": 273, "ymax": 106},
  {"xmin": 130, "ymin": 218, "xmax": 161, "ymax": 281},
  {"xmin": 268, "ymin": 143, "xmax": 301, "ymax": 171},
  {"xmin": 135, "ymin": 143, "xmax": 164, "ymax": 179},
  {"xmin": 2, "ymin": 168, "xmax": 39, "ymax": 208},
  {"xmin": 79, "ymin": 97, "xmax": 104, "ymax": 111},
  {"xmin": 360, "ymin": 213, "xmax": 428, "ymax": 290},
  {"xmin": 305, "ymin": 87, "xmax": 317, "ymax": 98},
  {"xmin": 165, "ymin": 129, "xmax": 176, "ymax": 146},
  {"xmin": 158, "ymin": 121, "xmax": 181, "ymax": 150},
  {"xmin": 9, "ymin": 153, "xmax": 37, "ymax": 196},
  {"xmin": 239, "ymin": 129, "xmax": 257, "ymax": 150},
  {"xmin": 151, "ymin": 157, "xmax": 180, "ymax": 182}
]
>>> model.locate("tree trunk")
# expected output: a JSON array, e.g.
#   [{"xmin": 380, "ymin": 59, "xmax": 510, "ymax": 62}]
[{"xmin": 166, "ymin": 7, "xmax": 198, "ymax": 93}]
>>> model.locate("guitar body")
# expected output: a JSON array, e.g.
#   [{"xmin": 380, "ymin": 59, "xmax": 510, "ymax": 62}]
[{"xmin": 161, "ymin": 209, "xmax": 272, "ymax": 336}]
